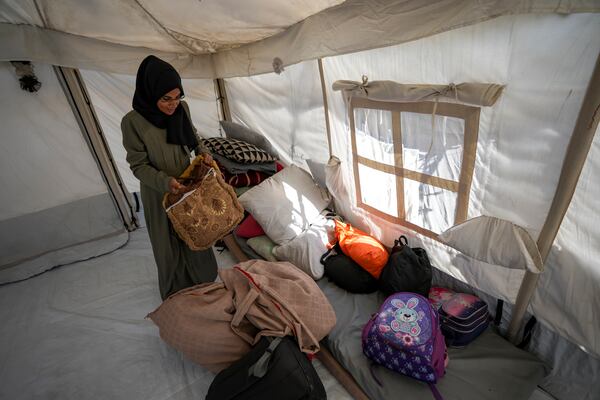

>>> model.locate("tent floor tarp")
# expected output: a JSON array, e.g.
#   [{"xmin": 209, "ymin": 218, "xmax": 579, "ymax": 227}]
[{"xmin": 0, "ymin": 226, "xmax": 351, "ymax": 400}]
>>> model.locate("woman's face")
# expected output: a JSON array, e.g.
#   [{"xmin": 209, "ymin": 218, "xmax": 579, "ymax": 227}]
[{"xmin": 156, "ymin": 88, "xmax": 181, "ymax": 116}]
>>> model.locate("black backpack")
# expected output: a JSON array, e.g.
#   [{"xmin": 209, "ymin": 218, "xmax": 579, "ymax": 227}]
[
  {"xmin": 378, "ymin": 235, "xmax": 432, "ymax": 297},
  {"xmin": 206, "ymin": 336, "xmax": 326, "ymax": 400},
  {"xmin": 320, "ymin": 244, "xmax": 378, "ymax": 294}
]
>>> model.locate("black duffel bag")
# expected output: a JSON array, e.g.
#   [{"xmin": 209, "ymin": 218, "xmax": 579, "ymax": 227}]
[
  {"xmin": 378, "ymin": 235, "xmax": 432, "ymax": 297},
  {"xmin": 206, "ymin": 336, "xmax": 326, "ymax": 400},
  {"xmin": 321, "ymin": 244, "xmax": 378, "ymax": 294}
]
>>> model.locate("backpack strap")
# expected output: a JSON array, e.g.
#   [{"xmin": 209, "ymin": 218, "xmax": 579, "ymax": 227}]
[
  {"xmin": 494, "ymin": 299, "xmax": 504, "ymax": 327},
  {"xmin": 323, "ymin": 209, "xmax": 337, "ymax": 219},
  {"xmin": 368, "ymin": 363, "xmax": 383, "ymax": 386},
  {"xmin": 428, "ymin": 383, "xmax": 445, "ymax": 400},
  {"xmin": 320, "ymin": 244, "xmax": 339, "ymax": 265},
  {"xmin": 517, "ymin": 316, "xmax": 537, "ymax": 349}
]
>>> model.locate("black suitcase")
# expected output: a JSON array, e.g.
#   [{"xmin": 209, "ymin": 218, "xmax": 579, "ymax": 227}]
[{"xmin": 206, "ymin": 336, "xmax": 327, "ymax": 400}]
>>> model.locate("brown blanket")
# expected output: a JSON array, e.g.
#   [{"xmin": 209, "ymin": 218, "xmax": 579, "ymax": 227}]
[{"xmin": 148, "ymin": 260, "xmax": 336, "ymax": 372}]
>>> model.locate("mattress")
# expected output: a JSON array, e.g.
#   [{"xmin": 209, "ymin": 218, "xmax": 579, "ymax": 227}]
[{"xmin": 318, "ymin": 278, "xmax": 548, "ymax": 400}]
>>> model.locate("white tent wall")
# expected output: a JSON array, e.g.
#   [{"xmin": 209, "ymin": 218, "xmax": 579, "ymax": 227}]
[
  {"xmin": 320, "ymin": 13, "xmax": 600, "ymax": 399},
  {"xmin": 224, "ymin": 60, "xmax": 328, "ymax": 165},
  {"xmin": 79, "ymin": 70, "xmax": 221, "ymax": 193},
  {"xmin": 0, "ymin": 62, "xmax": 127, "ymax": 283},
  {"xmin": 531, "ymin": 123, "xmax": 600, "ymax": 355},
  {"xmin": 322, "ymin": 10, "xmax": 599, "ymax": 318}
]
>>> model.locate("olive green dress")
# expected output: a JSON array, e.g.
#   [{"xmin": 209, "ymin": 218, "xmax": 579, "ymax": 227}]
[{"xmin": 121, "ymin": 102, "xmax": 217, "ymax": 299}]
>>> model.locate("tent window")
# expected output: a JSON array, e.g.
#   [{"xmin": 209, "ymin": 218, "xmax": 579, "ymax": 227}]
[{"xmin": 350, "ymin": 97, "xmax": 479, "ymax": 239}]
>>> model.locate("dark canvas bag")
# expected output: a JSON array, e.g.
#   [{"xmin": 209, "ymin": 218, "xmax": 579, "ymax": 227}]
[
  {"xmin": 321, "ymin": 244, "xmax": 378, "ymax": 294},
  {"xmin": 378, "ymin": 236, "xmax": 432, "ymax": 297},
  {"xmin": 206, "ymin": 336, "xmax": 326, "ymax": 400}
]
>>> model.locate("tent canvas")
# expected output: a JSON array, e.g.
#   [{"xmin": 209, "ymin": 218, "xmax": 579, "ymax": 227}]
[{"xmin": 1, "ymin": 1, "xmax": 599, "ymax": 399}]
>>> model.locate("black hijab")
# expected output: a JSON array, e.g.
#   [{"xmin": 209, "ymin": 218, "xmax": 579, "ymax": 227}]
[{"xmin": 132, "ymin": 55, "xmax": 198, "ymax": 148}]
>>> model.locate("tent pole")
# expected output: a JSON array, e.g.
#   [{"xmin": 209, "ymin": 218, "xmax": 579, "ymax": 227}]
[
  {"xmin": 222, "ymin": 234, "xmax": 249, "ymax": 262},
  {"xmin": 318, "ymin": 59, "xmax": 333, "ymax": 158},
  {"xmin": 54, "ymin": 66, "xmax": 139, "ymax": 231},
  {"xmin": 507, "ymin": 52, "xmax": 600, "ymax": 343},
  {"xmin": 215, "ymin": 78, "xmax": 232, "ymax": 122}
]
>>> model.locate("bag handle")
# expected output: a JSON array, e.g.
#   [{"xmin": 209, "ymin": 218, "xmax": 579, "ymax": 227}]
[
  {"xmin": 248, "ymin": 337, "xmax": 283, "ymax": 378},
  {"xmin": 320, "ymin": 245, "xmax": 339, "ymax": 265},
  {"xmin": 394, "ymin": 235, "xmax": 408, "ymax": 248}
]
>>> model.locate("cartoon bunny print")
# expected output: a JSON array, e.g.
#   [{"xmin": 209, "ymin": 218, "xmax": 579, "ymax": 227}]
[{"xmin": 390, "ymin": 297, "xmax": 425, "ymax": 337}]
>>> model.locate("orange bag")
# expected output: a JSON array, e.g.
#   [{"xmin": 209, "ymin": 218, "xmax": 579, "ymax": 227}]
[{"xmin": 334, "ymin": 220, "xmax": 389, "ymax": 279}]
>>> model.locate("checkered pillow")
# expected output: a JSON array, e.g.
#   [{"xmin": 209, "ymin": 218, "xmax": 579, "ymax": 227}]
[{"xmin": 202, "ymin": 137, "xmax": 277, "ymax": 164}]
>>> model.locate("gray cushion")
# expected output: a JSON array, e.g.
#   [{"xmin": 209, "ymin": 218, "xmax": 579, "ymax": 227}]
[{"xmin": 220, "ymin": 121, "xmax": 279, "ymax": 158}]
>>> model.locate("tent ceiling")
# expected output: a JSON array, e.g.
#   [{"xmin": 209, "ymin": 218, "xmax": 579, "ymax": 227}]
[
  {"xmin": 0, "ymin": 0, "xmax": 598, "ymax": 78},
  {"xmin": 0, "ymin": 0, "xmax": 345, "ymax": 54}
]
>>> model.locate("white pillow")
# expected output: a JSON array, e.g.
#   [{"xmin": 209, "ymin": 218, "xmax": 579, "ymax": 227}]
[
  {"xmin": 238, "ymin": 165, "xmax": 331, "ymax": 245},
  {"xmin": 273, "ymin": 215, "xmax": 335, "ymax": 280}
]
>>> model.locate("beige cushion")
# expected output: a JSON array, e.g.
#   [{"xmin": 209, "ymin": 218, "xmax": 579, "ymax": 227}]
[{"xmin": 238, "ymin": 165, "xmax": 331, "ymax": 245}]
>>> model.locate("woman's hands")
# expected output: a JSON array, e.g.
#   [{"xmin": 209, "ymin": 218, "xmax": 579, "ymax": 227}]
[
  {"xmin": 202, "ymin": 153, "xmax": 213, "ymax": 165},
  {"xmin": 168, "ymin": 153, "xmax": 212, "ymax": 194},
  {"xmin": 168, "ymin": 177, "xmax": 187, "ymax": 194}
]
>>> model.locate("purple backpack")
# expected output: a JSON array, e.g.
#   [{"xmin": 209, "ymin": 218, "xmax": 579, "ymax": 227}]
[{"xmin": 362, "ymin": 293, "xmax": 447, "ymax": 398}]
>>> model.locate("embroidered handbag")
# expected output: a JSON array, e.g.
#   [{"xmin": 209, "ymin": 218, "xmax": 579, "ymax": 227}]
[{"xmin": 163, "ymin": 155, "xmax": 244, "ymax": 250}]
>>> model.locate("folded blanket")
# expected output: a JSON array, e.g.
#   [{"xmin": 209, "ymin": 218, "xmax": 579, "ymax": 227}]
[{"xmin": 221, "ymin": 169, "xmax": 271, "ymax": 187}]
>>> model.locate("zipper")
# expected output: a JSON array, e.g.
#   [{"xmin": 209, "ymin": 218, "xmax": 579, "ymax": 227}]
[
  {"xmin": 165, "ymin": 168, "xmax": 216, "ymax": 212},
  {"xmin": 440, "ymin": 313, "xmax": 489, "ymax": 333},
  {"xmin": 293, "ymin": 343, "xmax": 315, "ymax": 397},
  {"xmin": 440, "ymin": 303, "xmax": 488, "ymax": 321}
]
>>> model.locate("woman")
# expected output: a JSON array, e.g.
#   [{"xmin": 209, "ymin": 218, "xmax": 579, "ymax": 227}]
[{"xmin": 122, "ymin": 55, "xmax": 217, "ymax": 300}]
